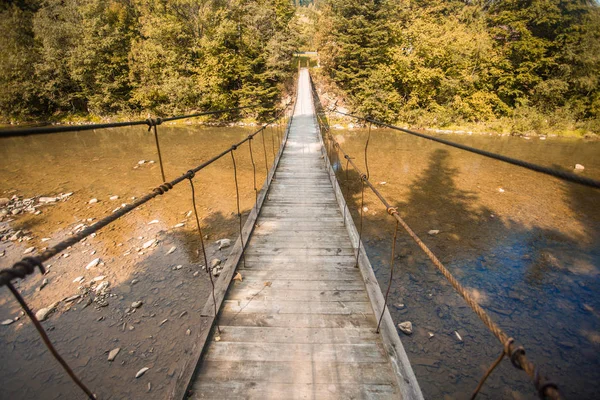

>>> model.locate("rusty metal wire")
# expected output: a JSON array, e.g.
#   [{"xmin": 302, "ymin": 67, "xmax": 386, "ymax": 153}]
[
  {"xmin": 188, "ymin": 173, "xmax": 220, "ymax": 334},
  {"xmin": 364, "ymin": 121, "xmax": 372, "ymax": 180},
  {"xmin": 377, "ymin": 219, "xmax": 399, "ymax": 333},
  {"xmin": 270, "ymin": 125, "xmax": 276, "ymax": 158},
  {"xmin": 146, "ymin": 118, "xmax": 166, "ymax": 182},
  {"xmin": 230, "ymin": 148, "xmax": 246, "ymax": 269},
  {"xmin": 471, "ymin": 338, "xmax": 515, "ymax": 399},
  {"xmin": 6, "ymin": 283, "xmax": 95, "ymax": 399},
  {"xmin": 1, "ymin": 106, "xmax": 257, "ymax": 138},
  {"xmin": 355, "ymin": 177, "xmax": 366, "ymax": 268},
  {"xmin": 248, "ymin": 136, "xmax": 258, "ymax": 207},
  {"xmin": 334, "ymin": 110, "xmax": 600, "ymax": 191},
  {"xmin": 343, "ymin": 158, "xmax": 351, "ymax": 226},
  {"xmin": 261, "ymin": 127, "xmax": 269, "ymax": 173}
]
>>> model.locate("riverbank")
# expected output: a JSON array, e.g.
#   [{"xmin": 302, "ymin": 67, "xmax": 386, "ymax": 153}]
[{"xmin": 311, "ymin": 70, "xmax": 600, "ymax": 139}]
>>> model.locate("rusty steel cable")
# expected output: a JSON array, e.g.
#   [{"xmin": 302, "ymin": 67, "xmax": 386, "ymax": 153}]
[
  {"xmin": 326, "ymin": 132, "xmax": 559, "ymax": 399},
  {"xmin": 333, "ymin": 110, "xmax": 600, "ymax": 190},
  {"xmin": 355, "ymin": 178, "xmax": 366, "ymax": 268},
  {"xmin": 377, "ymin": 219, "xmax": 399, "ymax": 334},
  {"xmin": 6, "ymin": 283, "xmax": 95, "ymax": 399},
  {"xmin": 261, "ymin": 127, "xmax": 269, "ymax": 173},
  {"xmin": 230, "ymin": 149, "xmax": 246, "ymax": 269},
  {"xmin": 0, "ymin": 106, "xmax": 257, "ymax": 138},
  {"xmin": 248, "ymin": 136, "xmax": 258, "ymax": 207},
  {"xmin": 188, "ymin": 174, "xmax": 220, "ymax": 334},
  {"xmin": 147, "ymin": 118, "xmax": 166, "ymax": 182},
  {"xmin": 343, "ymin": 158, "xmax": 351, "ymax": 225},
  {"xmin": 364, "ymin": 121, "xmax": 372, "ymax": 180},
  {"xmin": 270, "ymin": 125, "xmax": 276, "ymax": 158}
]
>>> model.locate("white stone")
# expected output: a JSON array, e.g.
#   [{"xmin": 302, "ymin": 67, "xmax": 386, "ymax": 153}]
[
  {"xmin": 398, "ymin": 321, "xmax": 413, "ymax": 335},
  {"xmin": 216, "ymin": 239, "xmax": 231, "ymax": 250},
  {"xmin": 210, "ymin": 258, "xmax": 221, "ymax": 268},
  {"xmin": 135, "ymin": 367, "xmax": 150, "ymax": 378},
  {"xmin": 131, "ymin": 301, "xmax": 143, "ymax": 309},
  {"xmin": 89, "ymin": 198, "xmax": 98, "ymax": 204},
  {"xmin": 92, "ymin": 275, "xmax": 106, "ymax": 282},
  {"xmin": 1, "ymin": 319, "xmax": 14, "ymax": 326},
  {"xmin": 428, "ymin": 230, "xmax": 440, "ymax": 236},
  {"xmin": 148, "ymin": 219, "xmax": 159, "ymax": 225},
  {"xmin": 109, "ymin": 195, "xmax": 119, "ymax": 201},
  {"xmin": 575, "ymin": 164, "xmax": 585, "ymax": 170},
  {"xmin": 142, "ymin": 239, "xmax": 156, "ymax": 249},
  {"xmin": 86, "ymin": 258, "xmax": 101, "ymax": 270},
  {"xmin": 107, "ymin": 348, "xmax": 120, "ymax": 361},
  {"xmin": 73, "ymin": 276, "xmax": 85, "ymax": 284},
  {"xmin": 38, "ymin": 197, "xmax": 58, "ymax": 204},
  {"xmin": 173, "ymin": 223, "xmax": 185, "ymax": 228},
  {"xmin": 166, "ymin": 246, "xmax": 176, "ymax": 255},
  {"xmin": 95, "ymin": 281, "xmax": 110, "ymax": 293},
  {"xmin": 173, "ymin": 265, "xmax": 182, "ymax": 270},
  {"xmin": 23, "ymin": 247, "xmax": 35, "ymax": 254},
  {"xmin": 36, "ymin": 304, "xmax": 57, "ymax": 321},
  {"xmin": 138, "ymin": 160, "xmax": 146, "ymax": 165}
]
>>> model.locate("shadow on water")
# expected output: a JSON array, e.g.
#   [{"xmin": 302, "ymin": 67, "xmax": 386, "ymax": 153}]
[{"xmin": 333, "ymin": 140, "xmax": 600, "ymax": 399}]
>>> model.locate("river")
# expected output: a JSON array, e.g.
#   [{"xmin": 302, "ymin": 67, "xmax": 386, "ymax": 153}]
[{"xmin": 0, "ymin": 125, "xmax": 598, "ymax": 399}]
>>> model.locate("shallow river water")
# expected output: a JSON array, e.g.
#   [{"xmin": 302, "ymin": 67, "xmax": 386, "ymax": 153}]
[
  {"xmin": 330, "ymin": 128, "xmax": 600, "ymax": 400},
  {"xmin": 0, "ymin": 125, "xmax": 598, "ymax": 399}
]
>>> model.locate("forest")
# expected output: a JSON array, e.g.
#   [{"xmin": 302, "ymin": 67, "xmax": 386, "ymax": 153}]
[
  {"xmin": 312, "ymin": 0, "xmax": 600, "ymax": 135},
  {"xmin": 0, "ymin": 0, "xmax": 298, "ymax": 121},
  {"xmin": 1, "ymin": 0, "xmax": 599, "ymax": 135}
]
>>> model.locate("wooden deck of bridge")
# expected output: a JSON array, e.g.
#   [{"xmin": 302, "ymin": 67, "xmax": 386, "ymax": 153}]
[{"xmin": 188, "ymin": 69, "xmax": 422, "ymax": 399}]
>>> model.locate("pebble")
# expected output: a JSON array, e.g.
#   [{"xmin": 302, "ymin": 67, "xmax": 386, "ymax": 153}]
[
  {"xmin": 39, "ymin": 278, "xmax": 49, "ymax": 290},
  {"xmin": 166, "ymin": 246, "xmax": 176, "ymax": 255},
  {"xmin": 1, "ymin": 319, "xmax": 14, "ymax": 326},
  {"xmin": 186, "ymin": 329, "xmax": 191, "ymax": 336},
  {"xmin": 210, "ymin": 258, "xmax": 221, "ymax": 268},
  {"xmin": 86, "ymin": 258, "xmax": 101, "ymax": 270},
  {"xmin": 575, "ymin": 164, "xmax": 585, "ymax": 170},
  {"xmin": 135, "ymin": 367, "xmax": 150, "ymax": 378},
  {"xmin": 64, "ymin": 294, "xmax": 81, "ymax": 303},
  {"xmin": 498, "ymin": 187, "xmax": 505, "ymax": 193},
  {"xmin": 89, "ymin": 198, "xmax": 98, "ymax": 204},
  {"xmin": 212, "ymin": 268, "xmax": 220, "ymax": 277},
  {"xmin": 362, "ymin": 207, "xmax": 368, "ymax": 212},
  {"xmin": 107, "ymin": 348, "xmax": 120, "ymax": 361},
  {"xmin": 173, "ymin": 223, "xmax": 185, "ymax": 228},
  {"xmin": 131, "ymin": 279, "xmax": 139, "ymax": 285},
  {"xmin": 92, "ymin": 275, "xmax": 106, "ymax": 282},
  {"xmin": 36, "ymin": 303, "xmax": 58, "ymax": 321},
  {"xmin": 454, "ymin": 331, "xmax": 463, "ymax": 342},
  {"xmin": 216, "ymin": 239, "xmax": 231, "ymax": 250},
  {"xmin": 148, "ymin": 219, "xmax": 159, "ymax": 225},
  {"xmin": 427, "ymin": 230, "xmax": 439, "ymax": 236},
  {"xmin": 109, "ymin": 195, "xmax": 119, "ymax": 201},
  {"xmin": 138, "ymin": 160, "xmax": 146, "ymax": 165},
  {"xmin": 23, "ymin": 246, "xmax": 35, "ymax": 254},
  {"xmin": 428, "ymin": 332, "xmax": 435, "ymax": 339},
  {"xmin": 95, "ymin": 281, "xmax": 110, "ymax": 293},
  {"xmin": 142, "ymin": 239, "xmax": 156, "ymax": 249},
  {"xmin": 173, "ymin": 265, "xmax": 182, "ymax": 270},
  {"xmin": 0, "ymin": 198, "xmax": 9, "ymax": 206},
  {"xmin": 186, "ymin": 211, "xmax": 193, "ymax": 218},
  {"xmin": 38, "ymin": 197, "xmax": 58, "ymax": 204},
  {"xmin": 131, "ymin": 301, "xmax": 143, "ymax": 309},
  {"xmin": 159, "ymin": 319, "xmax": 168, "ymax": 326},
  {"xmin": 193, "ymin": 271, "xmax": 199, "ymax": 277},
  {"xmin": 398, "ymin": 321, "xmax": 413, "ymax": 335}
]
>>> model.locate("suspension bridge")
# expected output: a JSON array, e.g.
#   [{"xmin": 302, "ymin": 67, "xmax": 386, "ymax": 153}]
[{"xmin": 2, "ymin": 67, "xmax": 600, "ymax": 399}]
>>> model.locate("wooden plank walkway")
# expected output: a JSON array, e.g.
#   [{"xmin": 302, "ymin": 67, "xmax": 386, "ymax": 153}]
[{"xmin": 188, "ymin": 69, "xmax": 422, "ymax": 399}]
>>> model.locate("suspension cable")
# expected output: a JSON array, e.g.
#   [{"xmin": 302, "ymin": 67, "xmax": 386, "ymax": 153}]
[
  {"xmin": 0, "ymin": 106, "xmax": 257, "ymax": 138},
  {"xmin": 333, "ymin": 110, "xmax": 600, "ymax": 190}
]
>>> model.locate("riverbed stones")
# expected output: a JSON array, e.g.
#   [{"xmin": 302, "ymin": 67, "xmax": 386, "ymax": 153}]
[
  {"xmin": 142, "ymin": 239, "xmax": 156, "ymax": 249},
  {"xmin": 135, "ymin": 367, "xmax": 150, "ymax": 378},
  {"xmin": 86, "ymin": 258, "xmax": 101, "ymax": 270},
  {"xmin": 427, "ymin": 230, "xmax": 439, "ymax": 236},
  {"xmin": 210, "ymin": 258, "xmax": 221, "ymax": 268},
  {"xmin": 89, "ymin": 198, "xmax": 98, "ymax": 204},
  {"xmin": 36, "ymin": 303, "xmax": 58, "ymax": 321},
  {"xmin": 131, "ymin": 301, "xmax": 143, "ymax": 309},
  {"xmin": 23, "ymin": 246, "xmax": 35, "ymax": 254},
  {"xmin": 398, "ymin": 321, "xmax": 413, "ymax": 335},
  {"xmin": 108, "ymin": 348, "xmax": 120, "ymax": 361},
  {"xmin": 166, "ymin": 246, "xmax": 176, "ymax": 255},
  {"xmin": 216, "ymin": 239, "xmax": 231, "ymax": 250},
  {"xmin": 575, "ymin": 164, "xmax": 585, "ymax": 170},
  {"xmin": 38, "ymin": 197, "xmax": 57, "ymax": 204}
]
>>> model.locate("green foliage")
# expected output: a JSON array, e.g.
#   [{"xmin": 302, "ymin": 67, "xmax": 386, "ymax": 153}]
[
  {"xmin": 0, "ymin": 0, "xmax": 298, "ymax": 122},
  {"xmin": 315, "ymin": 0, "xmax": 600, "ymax": 133}
]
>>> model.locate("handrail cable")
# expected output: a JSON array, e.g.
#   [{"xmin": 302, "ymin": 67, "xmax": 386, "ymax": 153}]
[
  {"xmin": 333, "ymin": 110, "xmax": 600, "ymax": 190},
  {"xmin": 0, "ymin": 106, "xmax": 257, "ymax": 138}
]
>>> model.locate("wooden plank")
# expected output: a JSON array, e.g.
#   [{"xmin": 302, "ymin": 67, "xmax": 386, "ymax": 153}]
[
  {"xmin": 221, "ymin": 299, "xmax": 372, "ymax": 315},
  {"xmin": 218, "ymin": 312, "xmax": 376, "ymax": 329},
  {"xmin": 190, "ymin": 381, "xmax": 398, "ymax": 400},
  {"xmin": 203, "ymin": 342, "xmax": 387, "ymax": 363},
  {"xmin": 240, "ymin": 268, "xmax": 360, "ymax": 281},
  {"xmin": 244, "ymin": 247, "xmax": 355, "ymax": 256},
  {"xmin": 196, "ymin": 360, "xmax": 396, "ymax": 384},
  {"xmin": 230, "ymin": 279, "xmax": 365, "ymax": 291},
  {"xmin": 226, "ymin": 288, "xmax": 368, "ymax": 302},
  {"xmin": 213, "ymin": 326, "xmax": 378, "ymax": 344}
]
